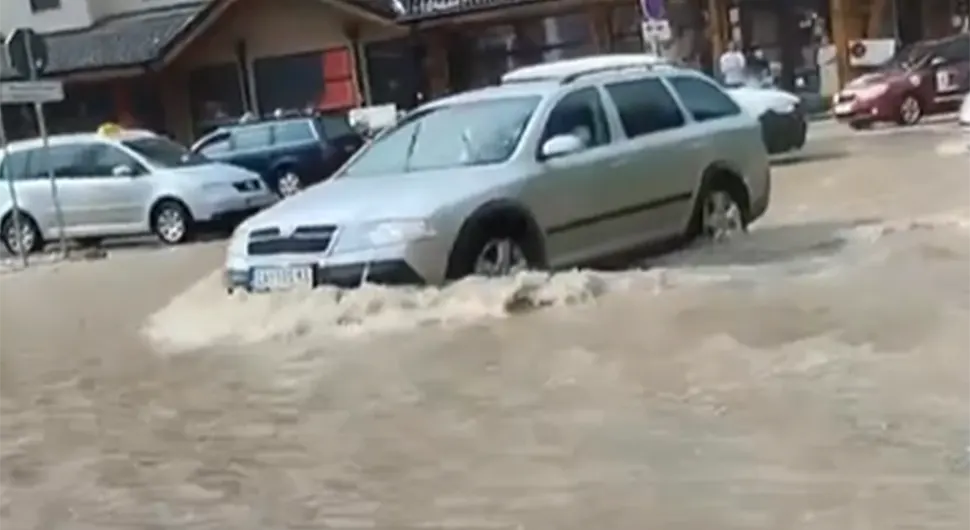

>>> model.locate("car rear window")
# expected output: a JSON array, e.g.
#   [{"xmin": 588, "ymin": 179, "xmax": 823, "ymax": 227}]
[
  {"xmin": 273, "ymin": 120, "xmax": 315, "ymax": 143},
  {"xmin": 315, "ymin": 115, "xmax": 355, "ymax": 138}
]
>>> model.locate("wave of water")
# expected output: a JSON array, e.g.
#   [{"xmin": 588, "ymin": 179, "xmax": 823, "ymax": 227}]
[{"xmin": 143, "ymin": 215, "xmax": 969, "ymax": 354}]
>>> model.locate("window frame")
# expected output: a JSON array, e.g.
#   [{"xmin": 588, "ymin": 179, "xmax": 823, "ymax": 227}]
[
  {"xmin": 81, "ymin": 142, "xmax": 149, "ymax": 177},
  {"xmin": 29, "ymin": 0, "xmax": 60, "ymax": 12},
  {"xmin": 666, "ymin": 75, "xmax": 742, "ymax": 123},
  {"xmin": 603, "ymin": 76, "xmax": 687, "ymax": 139},
  {"xmin": 272, "ymin": 119, "xmax": 317, "ymax": 145},
  {"xmin": 229, "ymin": 124, "xmax": 272, "ymax": 151}
]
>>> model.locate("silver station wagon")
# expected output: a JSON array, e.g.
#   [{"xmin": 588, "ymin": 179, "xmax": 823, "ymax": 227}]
[
  {"xmin": 0, "ymin": 127, "xmax": 278, "ymax": 254},
  {"xmin": 225, "ymin": 55, "xmax": 772, "ymax": 292}
]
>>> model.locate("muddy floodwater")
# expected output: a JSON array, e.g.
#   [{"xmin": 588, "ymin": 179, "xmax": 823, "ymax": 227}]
[{"xmin": 1, "ymin": 125, "xmax": 968, "ymax": 528}]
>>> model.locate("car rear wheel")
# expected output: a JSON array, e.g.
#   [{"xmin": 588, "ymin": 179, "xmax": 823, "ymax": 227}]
[
  {"xmin": 276, "ymin": 170, "xmax": 303, "ymax": 197},
  {"xmin": 151, "ymin": 200, "xmax": 193, "ymax": 245},
  {"xmin": 1, "ymin": 211, "xmax": 43, "ymax": 255},
  {"xmin": 897, "ymin": 95, "xmax": 923, "ymax": 126}
]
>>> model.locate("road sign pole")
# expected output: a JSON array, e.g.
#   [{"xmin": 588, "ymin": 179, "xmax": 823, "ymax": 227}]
[
  {"xmin": 25, "ymin": 36, "xmax": 67, "ymax": 259},
  {"xmin": 0, "ymin": 104, "xmax": 29, "ymax": 267}
]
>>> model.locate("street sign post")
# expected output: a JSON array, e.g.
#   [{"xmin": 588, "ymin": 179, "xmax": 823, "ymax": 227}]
[{"xmin": 3, "ymin": 28, "xmax": 67, "ymax": 259}]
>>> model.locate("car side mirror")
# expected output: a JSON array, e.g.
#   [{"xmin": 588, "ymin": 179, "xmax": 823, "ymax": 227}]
[
  {"xmin": 111, "ymin": 164, "xmax": 134, "ymax": 177},
  {"xmin": 540, "ymin": 134, "xmax": 586, "ymax": 159},
  {"xmin": 930, "ymin": 56, "xmax": 946, "ymax": 67}
]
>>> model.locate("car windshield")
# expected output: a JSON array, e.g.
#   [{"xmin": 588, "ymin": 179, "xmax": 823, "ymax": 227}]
[
  {"xmin": 341, "ymin": 96, "xmax": 540, "ymax": 177},
  {"xmin": 884, "ymin": 42, "xmax": 932, "ymax": 70},
  {"xmin": 123, "ymin": 137, "xmax": 208, "ymax": 168}
]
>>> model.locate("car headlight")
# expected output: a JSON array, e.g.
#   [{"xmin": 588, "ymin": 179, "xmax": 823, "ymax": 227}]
[
  {"xmin": 855, "ymin": 83, "xmax": 888, "ymax": 101},
  {"xmin": 201, "ymin": 182, "xmax": 231, "ymax": 193},
  {"xmin": 333, "ymin": 219, "xmax": 436, "ymax": 253}
]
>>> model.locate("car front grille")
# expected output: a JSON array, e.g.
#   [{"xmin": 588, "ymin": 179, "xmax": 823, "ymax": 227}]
[{"xmin": 247, "ymin": 225, "xmax": 336, "ymax": 255}]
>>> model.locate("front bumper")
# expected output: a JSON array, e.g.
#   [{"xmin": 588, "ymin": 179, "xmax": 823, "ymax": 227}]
[
  {"xmin": 760, "ymin": 107, "xmax": 807, "ymax": 154},
  {"xmin": 191, "ymin": 191, "xmax": 278, "ymax": 222},
  {"xmin": 224, "ymin": 235, "xmax": 453, "ymax": 292},
  {"xmin": 225, "ymin": 259, "xmax": 424, "ymax": 292},
  {"xmin": 831, "ymin": 96, "xmax": 895, "ymax": 125}
]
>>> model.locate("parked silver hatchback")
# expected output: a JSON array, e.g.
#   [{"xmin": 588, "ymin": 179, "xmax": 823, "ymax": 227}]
[
  {"xmin": 225, "ymin": 55, "xmax": 772, "ymax": 292},
  {"xmin": 0, "ymin": 127, "xmax": 278, "ymax": 254}
]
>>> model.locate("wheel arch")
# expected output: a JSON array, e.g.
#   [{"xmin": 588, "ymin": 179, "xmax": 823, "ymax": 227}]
[
  {"xmin": 269, "ymin": 156, "xmax": 302, "ymax": 175},
  {"xmin": 445, "ymin": 199, "xmax": 548, "ymax": 278},
  {"xmin": 148, "ymin": 195, "xmax": 193, "ymax": 226}
]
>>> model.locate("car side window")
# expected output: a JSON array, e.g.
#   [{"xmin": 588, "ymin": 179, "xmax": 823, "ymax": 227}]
[
  {"xmin": 273, "ymin": 121, "xmax": 315, "ymax": 144},
  {"xmin": 197, "ymin": 132, "xmax": 231, "ymax": 156},
  {"xmin": 540, "ymin": 87, "xmax": 611, "ymax": 151},
  {"xmin": 605, "ymin": 77, "xmax": 686, "ymax": 138},
  {"xmin": 24, "ymin": 144, "xmax": 88, "ymax": 179},
  {"xmin": 668, "ymin": 76, "xmax": 742, "ymax": 122},
  {"xmin": 82, "ymin": 144, "xmax": 146, "ymax": 176},
  {"xmin": 0, "ymin": 150, "xmax": 31, "ymax": 181},
  {"xmin": 938, "ymin": 37, "xmax": 970, "ymax": 64},
  {"xmin": 231, "ymin": 125, "xmax": 271, "ymax": 150}
]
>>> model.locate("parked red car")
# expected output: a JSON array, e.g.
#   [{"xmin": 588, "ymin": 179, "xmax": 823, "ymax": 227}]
[{"xmin": 833, "ymin": 33, "xmax": 970, "ymax": 129}]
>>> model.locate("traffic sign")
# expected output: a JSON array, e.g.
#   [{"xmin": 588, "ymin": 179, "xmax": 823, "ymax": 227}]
[
  {"xmin": 0, "ymin": 80, "xmax": 64, "ymax": 104},
  {"xmin": 5, "ymin": 28, "xmax": 49, "ymax": 78}
]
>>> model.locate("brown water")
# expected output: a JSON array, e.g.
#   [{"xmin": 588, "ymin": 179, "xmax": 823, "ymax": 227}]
[{"xmin": 1, "ymin": 128, "xmax": 968, "ymax": 528}]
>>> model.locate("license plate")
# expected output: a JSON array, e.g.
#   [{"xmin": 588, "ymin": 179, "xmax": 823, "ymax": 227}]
[
  {"xmin": 833, "ymin": 102, "xmax": 854, "ymax": 115},
  {"xmin": 250, "ymin": 265, "xmax": 313, "ymax": 291}
]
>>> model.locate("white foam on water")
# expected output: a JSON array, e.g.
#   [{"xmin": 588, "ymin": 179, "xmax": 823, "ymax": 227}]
[{"xmin": 143, "ymin": 215, "xmax": 970, "ymax": 354}]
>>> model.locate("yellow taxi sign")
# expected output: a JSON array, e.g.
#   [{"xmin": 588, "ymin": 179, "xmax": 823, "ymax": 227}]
[{"xmin": 96, "ymin": 122, "xmax": 123, "ymax": 136}]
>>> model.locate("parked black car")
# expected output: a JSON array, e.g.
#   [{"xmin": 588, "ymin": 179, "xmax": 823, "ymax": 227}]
[{"xmin": 191, "ymin": 114, "xmax": 363, "ymax": 196}]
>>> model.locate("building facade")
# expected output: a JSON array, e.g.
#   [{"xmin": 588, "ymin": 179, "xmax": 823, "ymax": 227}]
[{"xmin": 1, "ymin": 0, "xmax": 967, "ymax": 143}]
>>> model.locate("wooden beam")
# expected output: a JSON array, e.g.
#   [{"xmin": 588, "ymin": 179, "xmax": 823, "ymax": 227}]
[
  {"xmin": 830, "ymin": 0, "xmax": 850, "ymax": 89},
  {"xmin": 867, "ymin": 0, "xmax": 887, "ymax": 37},
  {"xmin": 707, "ymin": 0, "xmax": 726, "ymax": 61}
]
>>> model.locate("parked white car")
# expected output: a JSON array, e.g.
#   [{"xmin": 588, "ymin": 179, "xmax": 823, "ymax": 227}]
[
  {"xmin": 960, "ymin": 92, "xmax": 970, "ymax": 145},
  {"xmin": 725, "ymin": 80, "xmax": 807, "ymax": 154},
  {"xmin": 0, "ymin": 127, "xmax": 278, "ymax": 254}
]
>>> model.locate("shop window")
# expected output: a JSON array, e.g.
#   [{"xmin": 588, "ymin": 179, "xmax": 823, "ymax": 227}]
[
  {"xmin": 188, "ymin": 63, "xmax": 245, "ymax": 138},
  {"xmin": 254, "ymin": 52, "xmax": 324, "ymax": 114},
  {"xmin": 610, "ymin": 5, "xmax": 644, "ymax": 53},
  {"xmin": 254, "ymin": 48, "xmax": 356, "ymax": 114},
  {"xmin": 364, "ymin": 38, "xmax": 423, "ymax": 109},
  {"xmin": 458, "ymin": 13, "xmax": 596, "ymax": 90}
]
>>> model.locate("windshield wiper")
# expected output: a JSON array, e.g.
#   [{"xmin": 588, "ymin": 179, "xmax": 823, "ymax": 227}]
[{"xmin": 403, "ymin": 120, "xmax": 422, "ymax": 172}]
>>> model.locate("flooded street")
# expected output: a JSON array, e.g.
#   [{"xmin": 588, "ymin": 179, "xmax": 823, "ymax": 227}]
[{"xmin": 1, "ymin": 122, "xmax": 968, "ymax": 529}]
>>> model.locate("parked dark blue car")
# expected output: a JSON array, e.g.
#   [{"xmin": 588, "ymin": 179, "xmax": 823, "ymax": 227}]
[{"xmin": 190, "ymin": 114, "xmax": 363, "ymax": 197}]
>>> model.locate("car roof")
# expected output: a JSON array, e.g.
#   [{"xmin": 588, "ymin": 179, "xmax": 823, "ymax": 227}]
[
  {"xmin": 423, "ymin": 81, "xmax": 560, "ymax": 109},
  {"xmin": 501, "ymin": 54, "xmax": 677, "ymax": 84},
  {"xmin": 2, "ymin": 129, "xmax": 157, "ymax": 153}
]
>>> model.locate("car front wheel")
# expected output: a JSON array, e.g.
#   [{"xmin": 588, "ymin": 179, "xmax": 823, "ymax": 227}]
[
  {"xmin": 276, "ymin": 170, "xmax": 304, "ymax": 197},
  {"xmin": 1, "ymin": 211, "xmax": 43, "ymax": 255},
  {"xmin": 151, "ymin": 200, "xmax": 193, "ymax": 245},
  {"xmin": 897, "ymin": 95, "xmax": 923, "ymax": 126}
]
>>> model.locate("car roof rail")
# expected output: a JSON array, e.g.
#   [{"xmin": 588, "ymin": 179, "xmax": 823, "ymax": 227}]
[{"xmin": 560, "ymin": 63, "xmax": 659, "ymax": 84}]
